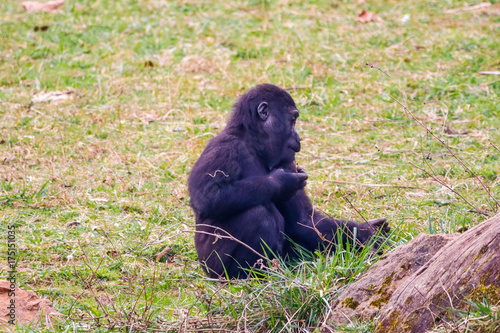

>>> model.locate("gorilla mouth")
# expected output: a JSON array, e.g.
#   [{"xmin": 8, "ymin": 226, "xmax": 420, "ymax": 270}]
[{"xmin": 289, "ymin": 144, "xmax": 301, "ymax": 153}]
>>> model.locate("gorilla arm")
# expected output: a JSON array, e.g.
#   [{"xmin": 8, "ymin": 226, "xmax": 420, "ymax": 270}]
[{"xmin": 188, "ymin": 140, "xmax": 307, "ymax": 220}]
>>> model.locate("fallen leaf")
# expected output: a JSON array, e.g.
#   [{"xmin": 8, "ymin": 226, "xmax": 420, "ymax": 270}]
[
  {"xmin": 65, "ymin": 221, "xmax": 80, "ymax": 228},
  {"xmin": 22, "ymin": 0, "xmax": 65, "ymax": 13},
  {"xmin": 357, "ymin": 10, "xmax": 383, "ymax": 23},
  {"xmin": 32, "ymin": 90, "xmax": 76, "ymax": 103},
  {"xmin": 479, "ymin": 71, "xmax": 500, "ymax": 75},
  {"xmin": 444, "ymin": 125, "xmax": 468, "ymax": 136},
  {"xmin": 444, "ymin": 2, "xmax": 491, "ymax": 14},
  {"xmin": 0, "ymin": 280, "xmax": 63, "ymax": 327},
  {"xmin": 155, "ymin": 247, "xmax": 173, "ymax": 261},
  {"xmin": 34, "ymin": 25, "xmax": 49, "ymax": 32},
  {"xmin": 106, "ymin": 250, "xmax": 119, "ymax": 258}
]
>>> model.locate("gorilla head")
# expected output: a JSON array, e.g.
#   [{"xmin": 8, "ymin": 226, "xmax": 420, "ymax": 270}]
[{"xmin": 227, "ymin": 84, "xmax": 301, "ymax": 170}]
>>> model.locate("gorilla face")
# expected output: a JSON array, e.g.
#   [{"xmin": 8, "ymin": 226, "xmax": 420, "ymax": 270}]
[{"xmin": 258, "ymin": 100, "xmax": 301, "ymax": 169}]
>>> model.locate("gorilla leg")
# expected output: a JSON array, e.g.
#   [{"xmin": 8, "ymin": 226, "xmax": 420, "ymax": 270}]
[
  {"xmin": 277, "ymin": 189, "xmax": 389, "ymax": 259},
  {"xmin": 195, "ymin": 205, "xmax": 285, "ymax": 279}
]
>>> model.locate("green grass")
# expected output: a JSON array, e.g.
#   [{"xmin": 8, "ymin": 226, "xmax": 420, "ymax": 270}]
[{"xmin": 0, "ymin": 0, "xmax": 499, "ymax": 331}]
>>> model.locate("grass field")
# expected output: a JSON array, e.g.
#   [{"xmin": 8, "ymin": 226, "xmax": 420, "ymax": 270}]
[{"xmin": 1, "ymin": 0, "xmax": 499, "ymax": 331}]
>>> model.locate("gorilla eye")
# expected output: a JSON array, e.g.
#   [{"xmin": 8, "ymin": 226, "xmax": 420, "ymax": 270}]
[{"xmin": 291, "ymin": 110, "xmax": 299, "ymax": 127}]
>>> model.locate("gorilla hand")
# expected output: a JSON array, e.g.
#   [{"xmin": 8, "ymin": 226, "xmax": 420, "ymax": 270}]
[{"xmin": 270, "ymin": 168, "xmax": 308, "ymax": 201}]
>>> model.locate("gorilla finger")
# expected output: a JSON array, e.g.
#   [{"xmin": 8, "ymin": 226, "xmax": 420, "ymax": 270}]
[
  {"xmin": 296, "ymin": 166, "xmax": 306, "ymax": 174},
  {"xmin": 296, "ymin": 173, "xmax": 308, "ymax": 182}
]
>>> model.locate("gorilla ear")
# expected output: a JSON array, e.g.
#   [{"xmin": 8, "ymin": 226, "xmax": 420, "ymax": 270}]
[{"xmin": 257, "ymin": 102, "xmax": 268, "ymax": 121}]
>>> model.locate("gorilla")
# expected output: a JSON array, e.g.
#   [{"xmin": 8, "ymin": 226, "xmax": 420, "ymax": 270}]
[{"xmin": 188, "ymin": 84, "xmax": 389, "ymax": 279}]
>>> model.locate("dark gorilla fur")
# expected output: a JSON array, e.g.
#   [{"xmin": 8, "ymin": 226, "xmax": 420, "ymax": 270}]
[{"xmin": 188, "ymin": 84, "xmax": 390, "ymax": 279}]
